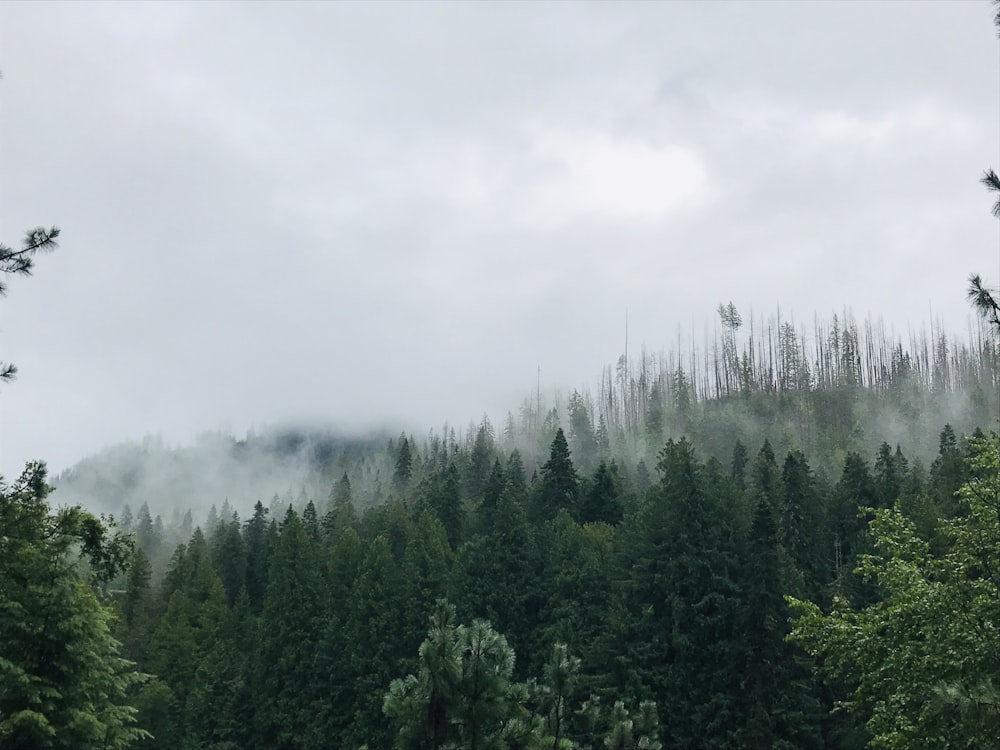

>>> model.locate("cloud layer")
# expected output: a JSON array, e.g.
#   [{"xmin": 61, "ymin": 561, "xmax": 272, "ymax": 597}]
[{"xmin": 1, "ymin": 1, "xmax": 996, "ymax": 475}]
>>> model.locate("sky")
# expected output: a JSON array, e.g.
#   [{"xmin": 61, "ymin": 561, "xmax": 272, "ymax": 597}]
[{"xmin": 1, "ymin": 1, "xmax": 998, "ymax": 477}]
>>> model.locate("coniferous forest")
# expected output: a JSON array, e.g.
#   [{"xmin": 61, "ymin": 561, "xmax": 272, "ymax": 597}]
[
  {"xmin": 3, "ymin": 5, "xmax": 1000, "ymax": 750},
  {"xmin": 4, "ymin": 300, "xmax": 1000, "ymax": 749}
]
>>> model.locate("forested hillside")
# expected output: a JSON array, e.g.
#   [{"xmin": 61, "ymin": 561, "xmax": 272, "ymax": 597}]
[
  {"xmin": 4, "ymin": 4, "xmax": 999, "ymax": 746},
  {"xmin": 37, "ymin": 308, "xmax": 997, "ymax": 749}
]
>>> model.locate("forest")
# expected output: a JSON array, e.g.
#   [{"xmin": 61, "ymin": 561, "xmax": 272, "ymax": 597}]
[
  {"xmin": 3, "ymin": 300, "xmax": 999, "ymax": 749},
  {"xmin": 3, "ymin": 4, "xmax": 1000, "ymax": 747}
]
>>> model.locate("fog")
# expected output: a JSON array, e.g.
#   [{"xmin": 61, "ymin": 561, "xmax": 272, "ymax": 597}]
[{"xmin": 1, "ymin": 1, "xmax": 997, "ymax": 477}]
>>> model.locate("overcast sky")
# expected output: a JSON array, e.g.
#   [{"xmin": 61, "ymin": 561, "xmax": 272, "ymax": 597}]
[{"xmin": 1, "ymin": 1, "xmax": 998, "ymax": 477}]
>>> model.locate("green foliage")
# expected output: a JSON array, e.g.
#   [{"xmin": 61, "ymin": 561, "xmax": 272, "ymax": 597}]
[
  {"xmin": 253, "ymin": 509, "xmax": 326, "ymax": 749},
  {"xmin": 532, "ymin": 429, "xmax": 579, "ymax": 522},
  {"xmin": 384, "ymin": 599, "xmax": 541, "ymax": 750},
  {"xmin": 788, "ymin": 434, "xmax": 1000, "ymax": 749},
  {"xmin": 0, "ymin": 462, "xmax": 147, "ymax": 749}
]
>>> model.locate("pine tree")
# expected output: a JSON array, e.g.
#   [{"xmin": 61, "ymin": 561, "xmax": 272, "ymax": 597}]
[
  {"xmin": 0, "ymin": 225, "xmax": 60, "ymax": 381},
  {"xmin": 383, "ymin": 600, "xmax": 541, "ymax": 750}
]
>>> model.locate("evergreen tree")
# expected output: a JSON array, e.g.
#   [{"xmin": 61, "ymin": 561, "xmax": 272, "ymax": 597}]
[
  {"xmin": 479, "ymin": 459, "xmax": 506, "ymax": 535},
  {"xmin": 532, "ymin": 428, "xmax": 579, "ymax": 522},
  {"xmin": 243, "ymin": 500, "xmax": 271, "ymax": 612},
  {"xmin": 383, "ymin": 600, "xmax": 541, "ymax": 750},
  {"xmin": 578, "ymin": 461, "xmax": 624, "ymax": 526},
  {"xmin": 739, "ymin": 485, "xmax": 823, "ymax": 749},
  {"xmin": 0, "ymin": 225, "xmax": 60, "ymax": 381},
  {"xmin": 831, "ymin": 452, "xmax": 878, "ymax": 586},
  {"xmin": 532, "ymin": 643, "xmax": 580, "ymax": 750},
  {"xmin": 453, "ymin": 479, "xmax": 539, "ymax": 668},
  {"xmin": 345, "ymin": 536, "xmax": 413, "ymax": 749},
  {"xmin": 0, "ymin": 462, "xmax": 146, "ymax": 749},
  {"xmin": 119, "ymin": 545, "xmax": 155, "ymax": 669},
  {"xmin": 789, "ymin": 434, "xmax": 1000, "ymax": 749},
  {"xmin": 253, "ymin": 509, "xmax": 326, "ymax": 750},
  {"xmin": 148, "ymin": 529, "xmax": 228, "ymax": 745},
  {"xmin": 394, "ymin": 435, "xmax": 414, "ymax": 492},
  {"xmin": 210, "ymin": 514, "xmax": 246, "ymax": 608},
  {"xmin": 731, "ymin": 440, "xmax": 749, "ymax": 492},
  {"xmin": 323, "ymin": 472, "xmax": 357, "ymax": 537},
  {"xmin": 314, "ymin": 527, "xmax": 364, "ymax": 744},
  {"xmin": 568, "ymin": 391, "xmax": 598, "ymax": 473},
  {"xmin": 873, "ymin": 442, "xmax": 907, "ymax": 509},
  {"xmin": 466, "ymin": 421, "xmax": 494, "ymax": 500},
  {"xmin": 625, "ymin": 439, "xmax": 744, "ymax": 749},
  {"xmin": 929, "ymin": 424, "xmax": 969, "ymax": 520},
  {"xmin": 779, "ymin": 450, "xmax": 824, "ymax": 597}
]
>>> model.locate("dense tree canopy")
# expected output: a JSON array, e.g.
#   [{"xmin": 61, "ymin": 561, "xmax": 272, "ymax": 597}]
[
  {"xmin": 0, "ymin": 463, "xmax": 145, "ymax": 749},
  {"xmin": 788, "ymin": 434, "xmax": 1000, "ymax": 750}
]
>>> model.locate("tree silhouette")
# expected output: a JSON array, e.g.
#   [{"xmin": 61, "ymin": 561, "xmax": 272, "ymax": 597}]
[{"xmin": 0, "ymin": 226, "xmax": 60, "ymax": 380}]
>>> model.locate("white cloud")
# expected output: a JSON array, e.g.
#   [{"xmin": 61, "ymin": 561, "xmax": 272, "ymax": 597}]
[
  {"xmin": 526, "ymin": 132, "xmax": 710, "ymax": 225},
  {"xmin": 811, "ymin": 103, "xmax": 976, "ymax": 144},
  {"xmin": 813, "ymin": 111, "xmax": 896, "ymax": 142}
]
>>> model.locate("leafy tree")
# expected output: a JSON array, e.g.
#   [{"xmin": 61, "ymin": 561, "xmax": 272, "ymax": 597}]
[
  {"xmin": 0, "ymin": 462, "xmax": 146, "ymax": 749},
  {"xmin": 788, "ymin": 434, "xmax": 1000, "ymax": 749}
]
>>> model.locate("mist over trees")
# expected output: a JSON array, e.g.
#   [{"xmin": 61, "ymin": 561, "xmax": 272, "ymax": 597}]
[
  {"xmin": 30, "ymin": 299, "xmax": 992, "ymax": 749},
  {"xmin": 1, "ymin": 226, "xmax": 147, "ymax": 748},
  {"xmin": 6, "ymin": 209, "xmax": 999, "ymax": 750},
  {"xmin": 4, "ymin": 6, "xmax": 1000, "ymax": 749}
]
